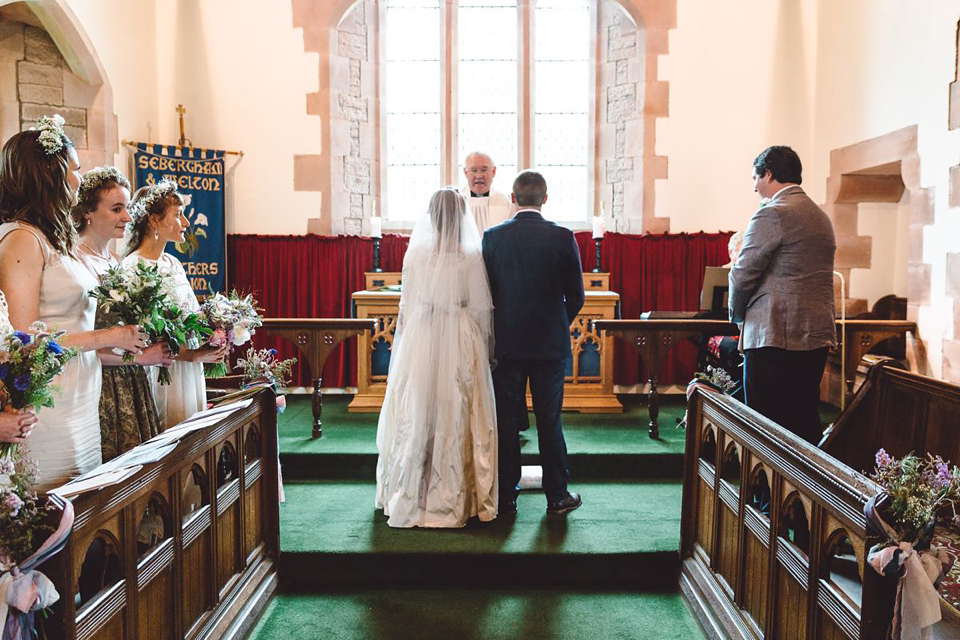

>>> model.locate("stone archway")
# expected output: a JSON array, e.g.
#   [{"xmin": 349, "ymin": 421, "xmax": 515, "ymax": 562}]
[
  {"xmin": 0, "ymin": 0, "xmax": 117, "ymax": 166},
  {"xmin": 822, "ymin": 125, "xmax": 932, "ymax": 373}
]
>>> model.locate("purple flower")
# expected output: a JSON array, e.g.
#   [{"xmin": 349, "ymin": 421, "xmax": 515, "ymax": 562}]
[
  {"xmin": 47, "ymin": 340, "xmax": 64, "ymax": 355},
  {"xmin": 3, "ymin": 492, "xmax": 23, "ymax": 517},
  {"xmin": 12, "ymin": 331, "xmax": 30, "ymax": 345},
  {"xmin": 268, "ymin": 349, "xmax": 277, "ymax": 355},
  {"xmin": 13, "ymin": 373, "xmax": 30, "ymax": 392},
  {"xmin": 936, "ymin": 462, "xmax": 952, "ymax": 487},
  {"xmin": 875, "ymin": 448, "xmax": 893, "ymax": 469}
]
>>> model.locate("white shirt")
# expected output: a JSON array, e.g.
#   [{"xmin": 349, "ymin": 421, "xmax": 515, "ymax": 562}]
[{"xmin": 459, "ymin": 186, "xmax": 513, "ymax": 231}]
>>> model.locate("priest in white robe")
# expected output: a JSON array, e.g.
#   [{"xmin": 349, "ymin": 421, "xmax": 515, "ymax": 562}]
[{"xmin": 459, "ymin": 151, "xmax": 513, "ymax": 231}]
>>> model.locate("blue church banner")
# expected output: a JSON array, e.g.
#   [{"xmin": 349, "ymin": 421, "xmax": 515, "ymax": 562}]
[{"xmin": 133, "ymin": 143, "xmax": 226, "ymax": 297}]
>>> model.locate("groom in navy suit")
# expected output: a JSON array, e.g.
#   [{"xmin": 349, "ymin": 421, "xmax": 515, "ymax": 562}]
[{"xmin": 482, "ymin": 170, "xmax": 585, "ymax": 515}]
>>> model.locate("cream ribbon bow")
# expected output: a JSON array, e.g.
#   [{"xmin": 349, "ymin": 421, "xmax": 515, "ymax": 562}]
[{"xmin": 0, "ymin": 565, "xmax": 60, "ymax": 639}]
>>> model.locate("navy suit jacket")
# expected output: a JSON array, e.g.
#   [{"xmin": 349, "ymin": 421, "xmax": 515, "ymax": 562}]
[{"xmin": 482, "ymin": 209, "xmax": 585, "ymax": 361}]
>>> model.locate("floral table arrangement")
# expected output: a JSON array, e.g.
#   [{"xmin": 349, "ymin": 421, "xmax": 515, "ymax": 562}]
[
  {"xmin": 200, "ymin": 291, "xmax": 262, "ymax": 378},
  {"xmin": 235, "ymin": 347, "xmax": 296, "ymax": 413},
  {"xmin": 90, "ymin": 262, "xmax": 209, "ymax": 385},
  {"xmin": 866, "ymin": 449, "xmax": 959, "ymax": 640}
]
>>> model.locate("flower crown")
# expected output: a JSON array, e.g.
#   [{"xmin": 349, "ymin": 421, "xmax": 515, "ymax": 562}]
[
  {"xmin": 129, "ymin": 179, "xmax": 179, "ymax": 223},
  {"xmin": 77, "ymin": 166, "xmax": 128, "ymax": 206},
  {"xmin": 31, "ymin": 114, "xmax": 67, "ymax": 155}
]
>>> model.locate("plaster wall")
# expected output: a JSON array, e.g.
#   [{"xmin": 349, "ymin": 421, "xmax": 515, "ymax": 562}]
[{"xmin": 809, "ymin": 0, "xmax": 960, "ymax": 380}]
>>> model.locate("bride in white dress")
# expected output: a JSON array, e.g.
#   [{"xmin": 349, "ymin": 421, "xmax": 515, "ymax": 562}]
[{"xmin": 375, "ymin": 187, "xmax": 498, "ymax": 528}]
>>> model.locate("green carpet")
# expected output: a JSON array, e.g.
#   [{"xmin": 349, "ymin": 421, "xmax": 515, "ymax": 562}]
[
  {"xmin": 249, "ymin": 590, "xmax": 706, "ymax": 640},
  {"xmin": 279, "ymin": 395, "xmax": 689, "ymax": 480}
]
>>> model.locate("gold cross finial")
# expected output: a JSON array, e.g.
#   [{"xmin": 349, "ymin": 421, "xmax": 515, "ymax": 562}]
[{"xmin": 176, "ymin": 104, "xmax": 189, "ymax": 147}]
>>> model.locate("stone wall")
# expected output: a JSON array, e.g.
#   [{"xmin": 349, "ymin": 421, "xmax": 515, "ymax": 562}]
[
  {"xmin": 0, "ymin": 21, "xmax": 88, "ymax": 148},
  {"xmin": 329, "ymin": 1, "xmax": 378, "ymax": 236}
]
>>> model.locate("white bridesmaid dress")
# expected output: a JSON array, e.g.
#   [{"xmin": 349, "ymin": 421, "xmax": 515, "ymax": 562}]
[{"xmin": 0, "ymin": 222, "xmax": 102, "ymax": 490}]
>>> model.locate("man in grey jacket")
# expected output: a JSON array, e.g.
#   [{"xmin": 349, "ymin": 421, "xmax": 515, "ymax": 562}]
[{"xmin": 729, "ymin": 146, "xmax": 836, "ymax": 444}]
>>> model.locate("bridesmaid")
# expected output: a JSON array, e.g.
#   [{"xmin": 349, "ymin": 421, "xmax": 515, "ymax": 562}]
[
  {"xmin": 0, "ymin": 116, "xmax": 147, "ymax": 490},
  {"xmin": 72, "ymin": 166, "xmax": 175, "ymax": 461},
  {"xmin": 123, "ymin": 180, "xmax": 227, "ymax": 429}
]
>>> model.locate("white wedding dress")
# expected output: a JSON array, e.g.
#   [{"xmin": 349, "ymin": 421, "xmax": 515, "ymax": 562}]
[
  {"xmin": 123, "ymin": 252, "xmax": 206, "ymax": 429},
  {"xmin": 0, "ymin": 222, "xmax": 103, "ymax": 490},
  {"xmin": 375, "ymin": 190, "xmax": 498, "ymax": 528}
]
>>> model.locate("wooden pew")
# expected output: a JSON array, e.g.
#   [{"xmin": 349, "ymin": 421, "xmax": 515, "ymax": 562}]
[
  {"xmin": 39, "ymin": 388, "xmax": 280, "ymax": 640},
  {"xmin": 682, "ymin": 386, "xmax": 960, "ymax": 639},
  {"xmin": 820, "ymin": 360, "xmax": 960, "ymax": 475}
]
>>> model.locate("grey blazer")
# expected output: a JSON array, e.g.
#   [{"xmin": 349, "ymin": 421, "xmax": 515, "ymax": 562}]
[{"xmin": 729, "ymin": 185, "xmax": 837, "ymax": 351}]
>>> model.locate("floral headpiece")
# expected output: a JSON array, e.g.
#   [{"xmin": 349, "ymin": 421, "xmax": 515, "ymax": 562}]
[
  {"xmin": 77, "ymin": 166, "xmax": 128, "ymax": 206},
  {"xmin": 31, "ymin": 114, "xmax": 67, "ymax": 155},
  {"xmin": 129, "ymin": 179, "xmax": 179, "ymax": 224}
]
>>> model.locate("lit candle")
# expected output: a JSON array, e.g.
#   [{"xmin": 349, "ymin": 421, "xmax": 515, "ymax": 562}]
[
  {"xmin": 370, "ymin": 215, "xmax": 382, "ymax": 238},
  {"xmin": 371, "ymin": 198, "xmax": 377, "ymax": 218},
  {"xmin": 600, "ymin": 200, "xmax": 606, "ymax": 218},
  {"xmin": 592, "ymin": 215, "xmax": 605, "ymax": 239}
]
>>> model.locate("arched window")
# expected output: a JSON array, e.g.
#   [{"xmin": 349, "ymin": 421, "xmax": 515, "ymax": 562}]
[{"xmin": 382, "ymin": 0, "xmax": 592, "ymax": 226}]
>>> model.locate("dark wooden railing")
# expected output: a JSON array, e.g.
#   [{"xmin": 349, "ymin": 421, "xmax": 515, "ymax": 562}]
[
  {"xmin": 39, "ymin": 388, "xmax": 280, "ymax": 640},
  {"xmin": 681, "ymin": 387, "xmax": 890, "ymax": 639}
]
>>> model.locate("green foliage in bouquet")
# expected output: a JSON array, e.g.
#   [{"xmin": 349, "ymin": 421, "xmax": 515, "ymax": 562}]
[
  {"xmin": 0, "ymin": 449, "xmax": 54, "ymax": 565},
  {"xmin": 90, "ymin": 262, "xmax": 210, "ymax": 384},
  {"xmin": 0, "ymin": 324, "xmax": 78, "ymax": 414},
  {"xmin": 693, "ymin": 365, "xmax": 737, "ymax": 394},
  {"xmin": 871, "ymin": 449, "xmax": 960, "ymax": 544}
]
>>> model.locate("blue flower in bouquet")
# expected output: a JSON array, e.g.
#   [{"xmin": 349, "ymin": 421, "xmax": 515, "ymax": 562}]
[
  {"xmin": 46, "ymin": 341, "xmax": 64, "ymax": 355},
  {"xmin": 13, "ymin": 373, "xmax": 30, "ymax": 392},
  {"xmin": 0, "ymin": 363, "xmax": 8, "ymax": 380},
  {"xmin": 12, "ymin": 331, "xmax": 30, "ymax": 345}
]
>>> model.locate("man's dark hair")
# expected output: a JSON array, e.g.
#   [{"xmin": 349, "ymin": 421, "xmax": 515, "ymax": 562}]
[
  {"xmin": 753, "ymin": 145, "xmax": 802, "ymax": 185},
  {"xmin": 512, "ymin": 170, "xmax": 547, "ymax": 207}
]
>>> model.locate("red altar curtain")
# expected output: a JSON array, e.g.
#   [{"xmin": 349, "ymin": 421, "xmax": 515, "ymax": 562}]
[{"xmin": 228, "ymin": 230, "xmax": 731, "ymax": 388}]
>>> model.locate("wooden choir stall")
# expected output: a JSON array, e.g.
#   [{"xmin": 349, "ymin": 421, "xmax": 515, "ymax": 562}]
[
  {"xmin": 349, "ymin": 272, "xmax": 622, "ymax": 413},
  {"xmin": 38, "ymin": 389, "xmax": 280, "ymax": 640}
]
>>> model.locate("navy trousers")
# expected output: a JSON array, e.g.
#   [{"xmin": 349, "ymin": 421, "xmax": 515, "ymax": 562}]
[
  {"xmin": 743, "ymin": 346, "xmax": 829, "ymax": 445},
  {"xmin": 492, "ymin": 359, "xmax": 570, "ymax": 504}
]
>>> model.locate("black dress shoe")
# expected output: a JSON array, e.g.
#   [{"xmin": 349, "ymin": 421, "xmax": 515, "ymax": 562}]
[
  {"xmin": 546, "ymin": 492, "xmax": 582, "ymax": 515},
  {"xmin": 500, "ymin": 499, "xmax": 517, "ymax": 515}
]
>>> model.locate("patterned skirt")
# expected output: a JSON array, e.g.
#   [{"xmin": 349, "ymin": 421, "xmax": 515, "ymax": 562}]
[{"xmin": 99, "ymin": 364, "xmax": 162, "ymax": 462}]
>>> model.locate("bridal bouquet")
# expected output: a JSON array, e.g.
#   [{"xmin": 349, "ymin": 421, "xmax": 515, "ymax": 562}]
[
  {"xmin": 0, "ymin": 324, "xmax": 78, "ymax": 456},
  {"xmin": 90, "ymin": 262, "xmax": 209, "ymax": 384},
  {"xmin": 0, "ymin": 445, "xmax": 72, "ymax": 639},
  {"xmin": 200, "ymin": 291, "xmax": 263, "ymax": 378}
]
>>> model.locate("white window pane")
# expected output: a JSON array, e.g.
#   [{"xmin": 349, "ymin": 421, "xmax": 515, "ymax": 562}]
[
  {"xmin": 385, "ymin": 61, "xmax": 440, "ymax": 113},
  {"xmin": 534, "ymin": 61, "xmax": 588, "ymax": 114},
  {"xmin": 460, "ymin": 0, "xmax": 517, "ymax": 7},
  {"xmin": 385, "ymin": 6, "xmax": 440, "ymax": 61},
  {"xmin": 535, "ymin": 114, "xmax": 587, "ymax": 166},
  {"xmin": 458, "ymin": 5, "xmax": 517, "ymax": 61},
  {"xmin": 535, "ymin": 0, "xmax": 588, "ymax": 8},
  {"xmin": 537, "ymin": 165, "xmax": 587, "ymax": 222},
  {"xmin": 387, "ymin": 166, "xmax": 441, "ymax": 220},
  {"xmin": 458, "ymin": 61, "xmax": 517, "ymax": 113},
  {"xmin": 459, "ymin": 112, "xmax": 517, "ymax": 171},
  {"xmin": 385, "ymin": 113, "xmax": 441, "ymax": 165},
  {"xmin": 535, "ymin": 6, "xmax": 589, "ymax": 61},
  {"xmin": 387, "ymin": 0, "xmax": 439, "ymax": 7}
]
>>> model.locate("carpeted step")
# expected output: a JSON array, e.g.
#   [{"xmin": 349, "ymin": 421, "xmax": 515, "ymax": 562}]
[
  {"xmin": 249, "ymin": 589, "xmax": 707, "ymax": 640},
  {"xmin": 278, "ymin": 479, "xmax": 682, "ymax": 590},
  {"xmin": 279, "ymin": 395, "xmax": 688, "ymax": 481}
]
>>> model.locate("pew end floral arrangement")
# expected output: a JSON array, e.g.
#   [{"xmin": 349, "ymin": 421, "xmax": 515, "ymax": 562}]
[
  {"xmin": 201, "ymin": 291, "xmax": 263, "ymax": 378},
  {"xmin": 90, "ymin": 261, "xmax": 209, "ymax": 385},
  {"xmin": 865, "ymin": 449, "xmax": 960, "ymax": 638},
  {"xmin": 235, "ymin": 348, "xmax": 296, "ymax": 412}
]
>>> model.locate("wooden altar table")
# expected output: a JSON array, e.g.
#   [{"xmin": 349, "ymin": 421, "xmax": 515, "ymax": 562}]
[
  {"xmin": 261, "ymin": 318, "xmax": 376, "ymax": 438},
  {"xmin": 593, "ymin": 318, "xmax": 917, "ymax": 439},
  {"xmin": 349, "ymin": 276, "xmax": 622, "ymax": 413}
]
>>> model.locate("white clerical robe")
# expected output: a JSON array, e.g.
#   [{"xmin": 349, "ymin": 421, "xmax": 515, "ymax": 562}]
[{"xmin": 459, "ymin": 185, "xmax": 513, "ymax": 231}]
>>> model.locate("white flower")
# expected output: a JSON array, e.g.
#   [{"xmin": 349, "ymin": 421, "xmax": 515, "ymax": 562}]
[
  {"xmin": 232, "ymin": 327, "xmax": 251, "ymax": 346},
  {"xmin": 109, "ymin": 290, "xmax": 124, "ymax": 302},
  {"xmin": 195, "ymin": 213, "xmax": 209, "ymax": 227}
]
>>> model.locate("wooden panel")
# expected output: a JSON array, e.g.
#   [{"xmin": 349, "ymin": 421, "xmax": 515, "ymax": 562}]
[
  {"xmin": 696, "ymin": 480, "xmax": 715, "ymax": 559},
  {"xmin": 87, "ymin": 613, "xmax": 125, "ymax": 640},
  {"xmin": 181, "ymin": 531, "xmax": 212, "ymax": 635},
  {"xmin": 742, "ymin": 528, "xmax": 769, "ymax": 632},
  {"xmin": 715, "ymin": 502, "xmax": 739, "ymax": 597},
  {"xmin": 774, "ymin": 567, "xmax": 808, "ymax": 640},
  {"xmin": 216, "ymin": 503, "xmax": 240, "ymax": 595},
  {"xmin": 137, "ymin": 566, "xmax": 175, "ymax": 640},
  {"xmin": 244, "ymin": 474, "xmax": 263, "ymax": 559}
]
